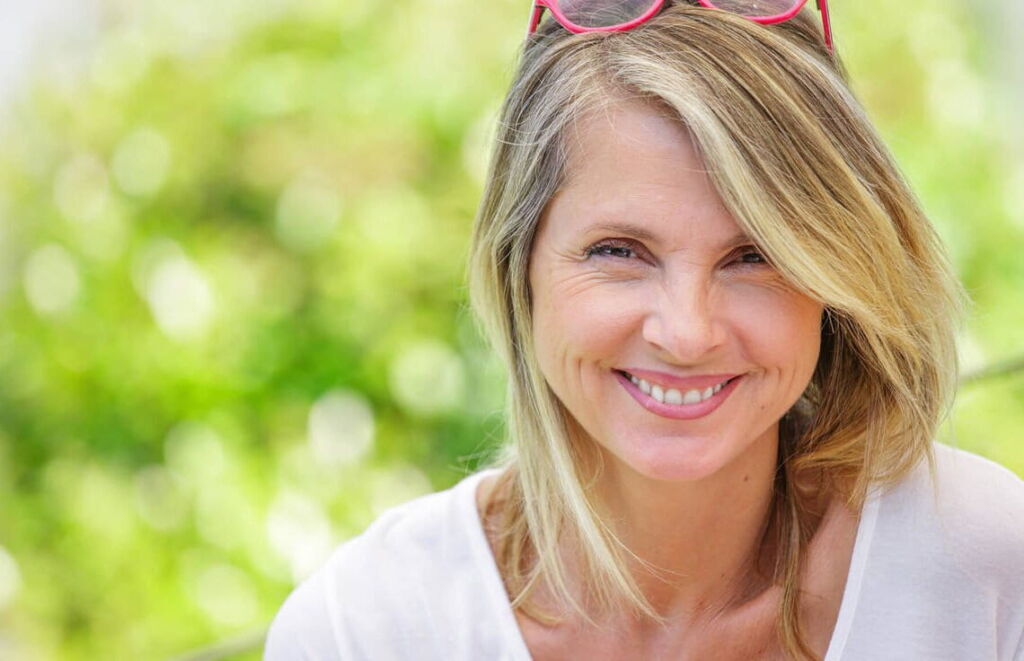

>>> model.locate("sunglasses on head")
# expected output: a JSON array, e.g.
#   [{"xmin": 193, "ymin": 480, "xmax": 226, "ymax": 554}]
[{"xmin": 526, "ymin": 0, "xmax": 834, "ymax": 54}]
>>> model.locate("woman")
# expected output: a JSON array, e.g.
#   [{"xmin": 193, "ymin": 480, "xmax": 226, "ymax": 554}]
[{"xmin": 266, "ymin": 1, "xmax": 1024, "ymax": 659}]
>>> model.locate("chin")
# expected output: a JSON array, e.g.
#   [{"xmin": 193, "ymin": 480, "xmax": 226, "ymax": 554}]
[{"xmin": 608, "ymin": 430, "xmax": 738, "ymax": 483}]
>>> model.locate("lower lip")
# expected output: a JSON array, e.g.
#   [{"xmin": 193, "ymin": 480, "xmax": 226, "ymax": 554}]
[{"xmin": 613, "ymin": 371, "xmax": 742, "ymax": 420}]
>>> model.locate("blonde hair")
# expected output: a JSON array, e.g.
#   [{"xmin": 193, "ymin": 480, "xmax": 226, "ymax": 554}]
[{"xmin": 466, "ymin": 3, "xmax": 965, "ymax": 658}]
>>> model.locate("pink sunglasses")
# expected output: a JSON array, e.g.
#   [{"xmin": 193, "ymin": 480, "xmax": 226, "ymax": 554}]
[{"xmin": 526, "ymin": 0, "xmax": 834, "ymax": 54}]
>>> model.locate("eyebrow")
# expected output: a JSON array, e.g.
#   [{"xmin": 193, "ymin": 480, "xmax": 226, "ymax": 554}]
[
  {"xmin": 584, "ymin": 222, "xmax": 659, "ymax": 242},
  {"xmin": 583, "ymin": 222, "xmax": 754, "ymax": 248}
]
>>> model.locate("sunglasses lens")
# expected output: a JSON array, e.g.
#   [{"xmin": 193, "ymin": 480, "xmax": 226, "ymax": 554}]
[
  {"xmin": 555, "ymin": 0, "xmax": 660, "ymax": 29},
  {"xmin": 703, "ymin": 0, "xmax": 799, "ymax": 18}
]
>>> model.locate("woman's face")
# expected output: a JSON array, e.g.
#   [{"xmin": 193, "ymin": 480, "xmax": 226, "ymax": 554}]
[{"xmin": 528, "ymin": 99, "xmax": 824, "ymax": 483}]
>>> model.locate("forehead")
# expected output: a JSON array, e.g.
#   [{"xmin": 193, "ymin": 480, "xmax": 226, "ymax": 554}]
[
  {"xmin": 546, "ymin": 98, "xmax": 732, "ymax": 236},
  {"xmin": 567, "ymin": 99, "xmax": 697, "ymax": 166},
  {"xmin": 558, "ymin": 98, "xmax": 718, "ymax": 198}
]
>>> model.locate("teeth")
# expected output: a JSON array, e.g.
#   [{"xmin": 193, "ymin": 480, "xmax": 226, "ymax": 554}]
[
  {"xmin": 626, "ymin": 372, "xmax": 729, "ymax": 406},
  {"xmin": 682, "ymin": 389, "xmax": 702, "ymax": 405}
]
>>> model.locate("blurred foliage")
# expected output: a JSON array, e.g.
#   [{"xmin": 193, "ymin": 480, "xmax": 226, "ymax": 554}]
[{"xmin": 0, "ymin": 0, "xmax": 1020, "ymax": 658}]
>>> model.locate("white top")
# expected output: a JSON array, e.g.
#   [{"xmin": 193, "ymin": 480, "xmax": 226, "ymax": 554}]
[{"xmin": 264, "ymin": 443, "xmax": 1024, "ymax": 660}]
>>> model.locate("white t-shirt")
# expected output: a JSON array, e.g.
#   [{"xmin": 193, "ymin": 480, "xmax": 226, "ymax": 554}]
[{"xmin": 264, "ymin": 442, "xmax": 1024, "ymax": 660}]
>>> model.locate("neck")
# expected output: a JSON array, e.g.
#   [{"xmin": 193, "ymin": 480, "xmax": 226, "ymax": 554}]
[{"xmin": 588, "ymin": 424, "xmax": 781, "ymax": 621}]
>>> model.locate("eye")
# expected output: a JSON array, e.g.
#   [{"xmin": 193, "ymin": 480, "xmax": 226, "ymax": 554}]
[
  {"xmin": 584, "ymin": 239, "xmax": 639, "ymax": 260},
  {"xmin": 733, "ymin": 246, "xmax": 769, "ymax": 266}
]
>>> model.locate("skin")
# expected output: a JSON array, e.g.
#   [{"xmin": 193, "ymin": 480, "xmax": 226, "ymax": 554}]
[{"xmin": 476, "ymin": 99, "xmax": 860, "ymax": 658}]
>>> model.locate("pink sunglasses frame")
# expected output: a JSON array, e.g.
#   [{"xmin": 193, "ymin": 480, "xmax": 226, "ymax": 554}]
[{"xmin": 526, "ymin": 0, "xmax": 834, "ymax": 54}]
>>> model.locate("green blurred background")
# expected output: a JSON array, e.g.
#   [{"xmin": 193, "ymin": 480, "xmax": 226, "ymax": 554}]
[{"xmin": 0, "ymin": 0, "xmax": 1021, "ymax": 658}]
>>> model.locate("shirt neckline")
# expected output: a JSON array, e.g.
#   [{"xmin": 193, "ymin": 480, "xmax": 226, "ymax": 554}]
[{"xmin": 457, "ymin": 467, "xmax": 881, "ymax": 660}]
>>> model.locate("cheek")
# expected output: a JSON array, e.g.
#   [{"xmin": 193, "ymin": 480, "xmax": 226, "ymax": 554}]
[
  {"xmin": 533, "ymin": 273, "xmax": 642, "ymax": 357},
  {"xmin": 727, "ymin": 286, "xmax": 823, "ymax": 369},
  {"xmin": 534, "ymin": 304, "xmax": 631, "ymax": 380}
]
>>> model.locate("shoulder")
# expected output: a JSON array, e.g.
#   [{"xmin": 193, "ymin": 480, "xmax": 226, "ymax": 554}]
[
  {"xmin": 881, "ymin": 442, "xmax": 1024, "ymax": 526},
  {"xmin": 929, "ymin": 442, "xmax": 1024, "ymax": 539},
  {"xmin": 846, "ymin": 443, "xmax": 1024, "ymax": 655},
  {"xmin": 878, "ymin": 442, "xmax": 1024, "ymax": 591},
  {"xmin": 264, "ymin": 470, "xmax": 497, "ymax": 660},
  {"xmin": 264, "ymin": 560, "xmax": 343, "ymax": 661}
]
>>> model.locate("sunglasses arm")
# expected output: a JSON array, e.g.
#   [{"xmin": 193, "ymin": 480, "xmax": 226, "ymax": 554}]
[
  {"xmin": 816, "ymin": 0, "xmax": 834, "ymax": 53},
  {"xmin": 525, "ymin": 4, "xmax": 545, "ymax": 36}
]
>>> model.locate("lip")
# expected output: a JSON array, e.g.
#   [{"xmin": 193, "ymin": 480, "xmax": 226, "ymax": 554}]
[
  {"xmin": 614, "ymin": 370, "xmax": 742, "ymax": 421},
  {"xmin": 618, "ymin": 368, "xmax": 740, "ymax": 391}
]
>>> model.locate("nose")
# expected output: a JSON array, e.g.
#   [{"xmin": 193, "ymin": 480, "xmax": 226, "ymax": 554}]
[{"xmin": 640, "ymin": 275, "xmax": 725, "ymax": 363}]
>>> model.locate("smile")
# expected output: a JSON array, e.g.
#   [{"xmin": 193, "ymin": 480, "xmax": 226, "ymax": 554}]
[
  {"xmin": 628, "ymin": 372, "xmax": 728, "ymax": 404},
  {"xmin": 614, "ymin": 370, "xmax": 742, "ymax": 420}
]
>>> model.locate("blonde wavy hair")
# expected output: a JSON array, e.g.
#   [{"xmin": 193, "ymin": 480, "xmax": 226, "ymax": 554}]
[{"xmin": 465, "ymin": 2, "xmax": 966, "ymax": 658}]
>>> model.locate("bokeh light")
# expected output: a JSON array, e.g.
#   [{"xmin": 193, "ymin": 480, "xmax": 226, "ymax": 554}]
[
  {"xmin": 266, "ymin": 488, "xmax": 335, "ymax": 584},
  {"xmin": 111, "ymin": 126, "xmax": 171, "ymax": 197},
  {"xmin": 22, "ymin": 243, "xmax": 81, "ymax": 316},
  {"xmin": 308, "ymin": 389, "xmax": 375, "ymax": 467},
  {"xmin": 389, "ymin": 338, "xmax": 466, "ymax": 417},
  {"xmin": 137, "ymin": 241, "xmax": 216, "ymax": 342},
  {"xmin": 0, "ymin": 546, "xmax": 21, "ymax": 611},
  {"xmin": 275, "ymin": 172, "xmax": 342, "ymax": 253},
  {"xmin": 53, "ymin": 153, "xmax": 109, "ymax": 225}
]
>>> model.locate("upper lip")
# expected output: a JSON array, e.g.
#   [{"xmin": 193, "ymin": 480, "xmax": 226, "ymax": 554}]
[{"xmin": 617, "ymin": 368, "xmax": 740, "ymax": 391}]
